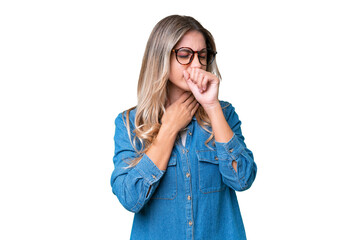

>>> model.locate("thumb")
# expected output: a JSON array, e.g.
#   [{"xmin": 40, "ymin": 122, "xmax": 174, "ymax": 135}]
[
  {"xmin": 183, "ymin": 70, "xmax": 190, "ymax": 81},
  {"xmin": 183, "ymin": 70, "xmax": 198, "ymax": 94}
]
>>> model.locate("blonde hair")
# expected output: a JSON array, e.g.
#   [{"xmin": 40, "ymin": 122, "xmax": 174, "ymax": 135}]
[{"xmin": 123, "ymin": 15, "xmax": 221, "ymax": 168}]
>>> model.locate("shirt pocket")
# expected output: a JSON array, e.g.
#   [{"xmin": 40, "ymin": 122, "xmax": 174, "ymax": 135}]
[
  {"xmin": 151, "ymin": 155, "xmax": 177, "ymax": 200},
  {"xmin": 196, "ymin": 149, "xmax": 226, "ymax": 194}
]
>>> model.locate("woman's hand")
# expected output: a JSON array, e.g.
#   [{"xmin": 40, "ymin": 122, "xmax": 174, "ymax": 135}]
[
  {"xmin": 161, "ymin": 91, "xmax": 199, "ymax": 133},
  {"xmin": 183, "ymin": 68, "xmax": 220, "ymax": 110}
]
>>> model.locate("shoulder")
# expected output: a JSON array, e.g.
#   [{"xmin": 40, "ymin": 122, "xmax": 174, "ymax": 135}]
[
  {"xmin": 219, "ymin": 100, "xmax": 232, "ymax": 109},
  {"xmin": 219, "ymin": 100, "xmax": 241, "ymax": 123},
  {"xmin": 219, "ymin": 100, "xmax": 235, "ymax": 114},
  {"xmin": 115, "ymin": 106, "xmax": 137, "ymax": 130}
]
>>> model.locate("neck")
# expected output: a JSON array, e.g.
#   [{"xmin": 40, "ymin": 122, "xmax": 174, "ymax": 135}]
[{"xmin": 166, "ymin": 82, "xmax": 186, "ymax": 107}]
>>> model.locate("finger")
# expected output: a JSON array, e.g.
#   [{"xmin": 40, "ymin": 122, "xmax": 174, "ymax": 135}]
[
  {"xmin": 190, "ymin": 102, "xmax": 200, "ymax": 116},
  {"xmin": 187, "ymin": 95, "xmax": 197, "ymax": 108},
  {"xmin": 188, "ymin": 98, "xmax": 198, "ymax": 109},
  {"xmin": 194, "ymin": 68, "xmax": 200, "ymax": 84},
  {"xmin": 197, "ymin": 73, "xmax": 204, "ymax": 93},
  {"xmin": 202, "ymin": 76, "xmax": 209, "ymax": 92},
  {"xmin": 183, "ymin": 94, "xmax": 195, "ymax": 106},
  {"xmin": 177, "ymin": 91, "xmax": 192, "ymax": 103},
  {"xmin": 184, "ymin": 74, "xmax": 199, "ymax": 94},
  {"xmin": 183, "ymin": 70, "xmax": 190, "ymax": 81},
  {"xmin": 191, "ymin": 68, "xmax": 197, "ymax": 83}
]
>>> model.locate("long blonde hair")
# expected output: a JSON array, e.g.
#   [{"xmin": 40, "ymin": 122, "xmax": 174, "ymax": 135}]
[{"xmin": 123, "ymin": 15, "xmax": 221, "ymax": 168}]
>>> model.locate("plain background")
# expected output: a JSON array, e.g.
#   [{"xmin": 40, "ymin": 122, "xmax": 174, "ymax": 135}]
[{"xmin": 1, "ymin": 0, "xmax": 359, "ymax": 239}]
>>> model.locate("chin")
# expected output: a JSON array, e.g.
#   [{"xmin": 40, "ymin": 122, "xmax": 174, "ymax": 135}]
[
  {"xmin": 181, "ymin": 83, "xmax": 191, "ymax": 92},
  {"xmin": 168, "ymin": 79, "xmax": 191, "ymax": 93}
]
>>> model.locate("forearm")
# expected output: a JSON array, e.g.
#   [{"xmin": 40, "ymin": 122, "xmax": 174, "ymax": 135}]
[
  {"xmin": 204, "ymin": 101, "xmax": 238, "ymax": 172},
  {"xmin": 145, "ymin": 124, "xmax": 178, "ymax": 171},
  {"xmin": 204, "ymin": 101, "xmax": 233, "ymax": 143}
]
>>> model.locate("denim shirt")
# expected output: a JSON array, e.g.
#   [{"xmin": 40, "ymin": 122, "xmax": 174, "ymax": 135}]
[{"xmin": 110, "ymin": 101, "xmax": 257, "ymax": 240}]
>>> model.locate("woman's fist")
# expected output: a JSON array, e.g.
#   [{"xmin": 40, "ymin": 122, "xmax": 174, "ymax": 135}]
[{"xmin": 183, "ymin": 68, "xmax": 220, "ymax": 110}]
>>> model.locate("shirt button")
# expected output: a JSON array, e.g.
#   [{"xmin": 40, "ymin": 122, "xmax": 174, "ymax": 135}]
[
  {"xmin": 152, "ymin": 175, "xmax": 156, "ymax": 179},
  {"xmin": 229, "ymin": 148, "xmax": 234, "ymax": 153},
  {"xmin": 182, "ymin": 149, "xmax": 185, "ymax": 154},
  {"xmin": 188, "ymin": 131, "xmax": 192, "ymax": 136},
  {"xmin": 187, "ymin": 195, "xmax": 191, "ymax": 200},
  {"xmin": 215, "ymin": 156, "xmax": 218, "ymax": 160},
  {"xmin": 189, "ymin": 221, "xmax": 193, "ymax": 226},
  {"xmin": 186, "ymin": 172, "xmax": 191, "ymax": 178}
]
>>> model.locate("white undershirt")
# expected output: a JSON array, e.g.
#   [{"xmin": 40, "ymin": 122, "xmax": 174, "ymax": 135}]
[{"xmin": 180, "ymin": 129, "xmax": 187, "ymax": 147}]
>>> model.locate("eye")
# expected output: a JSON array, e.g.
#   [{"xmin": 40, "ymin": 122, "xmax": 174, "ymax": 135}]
[
  {"xmin": 198, "ymin": 50, "xmax": 208, "ymax": 59},
  {"xmin": 177, "ymin": 49, "xmax": 192, "ymax": 58}
]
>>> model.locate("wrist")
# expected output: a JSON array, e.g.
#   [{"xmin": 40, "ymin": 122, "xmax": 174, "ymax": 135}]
[
  {"xmin": 203, "ymin": 100, "xmax": 221, "ymax": 114},
  {"xmin": 160, "ymin": 122, "xmax": 179, "ymax": 138},
  {"xmin": 203, "ymin": 101, "xmax": 223, "ymax": 123}
]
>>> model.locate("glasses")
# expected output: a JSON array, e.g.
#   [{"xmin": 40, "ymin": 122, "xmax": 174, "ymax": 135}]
[{"xmin": 172, "ymin": 47, "xmax": 217, "ymax": 66}]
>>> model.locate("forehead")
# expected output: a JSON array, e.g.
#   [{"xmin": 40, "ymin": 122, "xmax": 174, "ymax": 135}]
[{"xmin": 175, "ymin": 30, "xmax": 206, "ymax": 50}]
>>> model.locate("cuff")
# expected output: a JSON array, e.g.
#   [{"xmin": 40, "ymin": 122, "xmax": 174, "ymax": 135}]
[
  {"xmin": 134, "ymin": 154, "xmax": 165, "ymax": 184},
  {"xmin": 215, "ymin": 133, "xmax": 246, "ymax": 160}
]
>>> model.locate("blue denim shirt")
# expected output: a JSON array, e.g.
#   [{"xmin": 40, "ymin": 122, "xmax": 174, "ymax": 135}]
[{"xmin": 110, "ymin": 101, "xmax": 257, "ymax": 240}]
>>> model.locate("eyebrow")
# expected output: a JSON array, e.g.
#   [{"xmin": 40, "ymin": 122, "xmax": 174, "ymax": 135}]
[{"xmin": 177, "ymin": 47, "xmax": 207, "ymax": 51}]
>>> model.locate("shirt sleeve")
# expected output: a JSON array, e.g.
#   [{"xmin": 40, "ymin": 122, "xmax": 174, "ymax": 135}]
[
  {"xmin": 215, "ymin": 102, "xmax": 257, "ymax": 191},
  {"xmin": 110, "ymin": 112, "xmax": 165, "ymax": 213}
]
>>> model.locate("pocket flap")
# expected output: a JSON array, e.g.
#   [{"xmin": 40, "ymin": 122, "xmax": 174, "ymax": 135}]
[
  {"xmin": 196, "ymin": 149, "xmax": 219, "ymax": 164},
  {"xmin": 168, "ymin": 155, "xmax": 177, "ymax": 166}
]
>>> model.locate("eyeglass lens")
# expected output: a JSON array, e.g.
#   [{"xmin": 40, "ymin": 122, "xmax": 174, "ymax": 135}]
[{"xmin": 176, "ymin": 48, "xmax": 215, "ymax": 66}]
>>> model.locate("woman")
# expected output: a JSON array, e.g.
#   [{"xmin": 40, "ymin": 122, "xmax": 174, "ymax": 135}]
[{"xmin": 110, "ymin": 15, "xmax": 257, "ymax": 240}]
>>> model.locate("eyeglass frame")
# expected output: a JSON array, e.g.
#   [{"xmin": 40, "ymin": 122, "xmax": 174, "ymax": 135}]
[{"xmin": 171, "ymin": 47, "xmax": 217, "ymax": 66}]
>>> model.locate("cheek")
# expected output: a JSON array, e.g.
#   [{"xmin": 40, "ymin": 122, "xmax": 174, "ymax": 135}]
[{"xmin": 170, "ymin": 63, "xmax": 185, "ymax": 81}]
